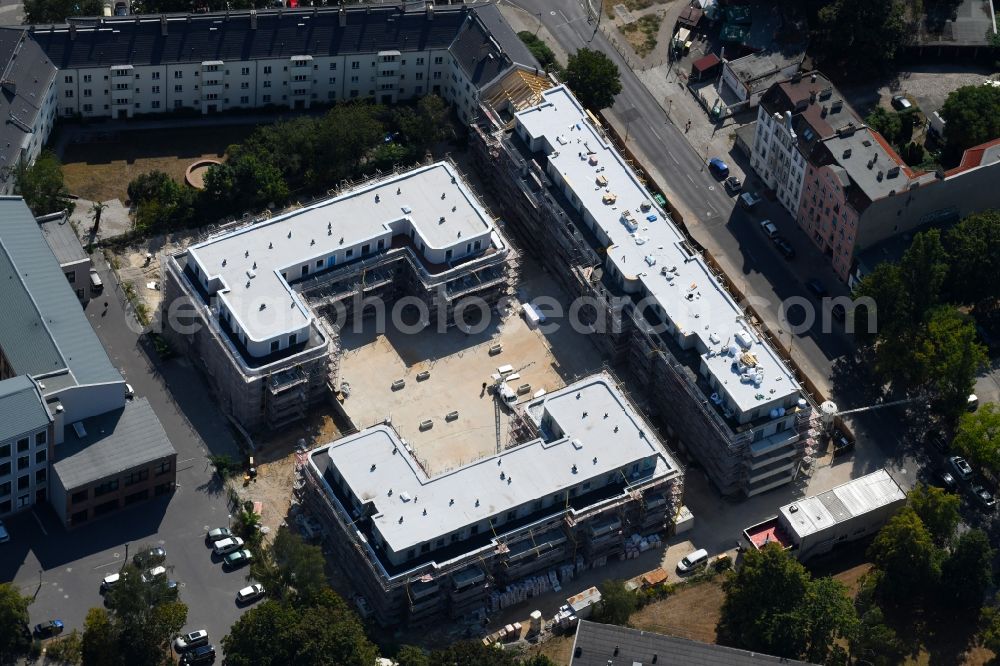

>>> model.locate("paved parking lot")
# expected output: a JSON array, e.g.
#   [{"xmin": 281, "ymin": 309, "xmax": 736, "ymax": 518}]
[{"xmin": 0, "ymin": 254, "xmax": 250, "ymax": 655}]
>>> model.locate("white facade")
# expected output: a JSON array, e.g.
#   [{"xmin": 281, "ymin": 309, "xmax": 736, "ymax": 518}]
[
  {"xmin": 0, "ymin": 421, "xmax": 51, "ymax": 518},
  {"xmin": 750, "ymin": 107, "xmax": 807, "ymax": 216}
]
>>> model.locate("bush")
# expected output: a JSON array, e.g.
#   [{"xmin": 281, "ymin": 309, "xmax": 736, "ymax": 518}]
[
  {"xmin": 518, "ymin": 31, "xmax": 559, "ymax": 71},
  {"xmin": 209, "ymin": 454, "xmax": 239, "ymax": 481}
]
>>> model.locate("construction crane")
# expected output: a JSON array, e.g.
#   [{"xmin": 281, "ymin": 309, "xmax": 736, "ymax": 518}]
[
  {"xmin": 491, "ymin": 361, "xmax": 535, "ymax": 454},
  {"xmin": 817, "ymin": 395, "xmax": 925, "ymax": 451}
]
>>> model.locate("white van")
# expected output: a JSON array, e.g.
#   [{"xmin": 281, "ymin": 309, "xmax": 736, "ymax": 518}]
[
  {"xmin": 89, "ymin": 269, "xmax": 104, "ymax": 293},
  {"xmin": 676, "ymin": 548, "xmax": 708, "ymax": 574}
]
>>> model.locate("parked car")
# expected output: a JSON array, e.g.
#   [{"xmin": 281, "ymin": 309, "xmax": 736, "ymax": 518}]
[
  {"xmin": 124, "ymin": 383, "xmax": 135, "ymax": 400},
  {"xmin": 806, "ymin": 278, "xmax": 828, "ymax": 299},
  {"xmin": 212, "ymin": 537, "xmax": 245, "ymax": 557},
  {"xmin": 772, "ymin": 236, "xmax": 795, "ymax": 260},
  {"xmin": 759, "ymin": 219, "xmax": 778, "ymax": 238},
  {"xmin": 89, "ymin": 268, "xmax": 103, "ymax": 293},
  {"xmin": 174, "ymin": 630, "xmax": 209, "ymax": 653},
  {"xmin": 708, "ymin": 157, "xmax": 729, "ymax": 178},
  {"xmin": 236, "ymin": 583, "xmax": 265, "ymax": 604},
  {"xmin": 224, "ymin": 549, "xmax": 252, "ymax": 570},
  {"xmin": 936, "ymin": 470, "xmax": 958, "ymax": 492},
  {"xmin": 891, "ymin": 95, "xmax": 912, "ymax": 111},
  {"xmin": 33, "ymin": 620, "xmax": 64, "ymax": 638},
  {"xmin": 927, "ymin": 430, "xmax": 951, "ymax": 454},
  {"xmin": 738, "ymin": 191, "xmax": 761, "ymax": 210},
  {"xmin": 180, "ymin": 644, "xmax": 216, "ymax": 665},
  {"xmin": 968, "ymin": 394, "xmax": 980, "ymax": 411},
  {"xmin": 949, "ymin": 455, "xmax": 973, "ymax": 481},
  {"xmin": 0, "ymin": 519, "xmax": 8, "ymax": 543},
  {"xmin": 831, "ymin": 429, "xmax": 854, "ymax": 455},
  {"xmin": 676, "ymin": 548, "xmax": 709, "ymax": 573},
  {"xmin": 100, "ymin": 572, "xmax": 124, "ymax": 593},
  {"xmin": 724, "ymin": 176, "xmax": 742, "ymax": 193},
  {"xmin": 204, "ymin": 527, "xmax": 232, "ymax": 545},
  {"xmin": 141, "ymin": 565, "xmax": 167, "ymax": 583},
  {"xmin": 972, "ymin": 484, "xmax": 997, "ymax": 510},
  {"xmin": 133, "ymin": 546, "xmax": 166, "ymax": 568}
]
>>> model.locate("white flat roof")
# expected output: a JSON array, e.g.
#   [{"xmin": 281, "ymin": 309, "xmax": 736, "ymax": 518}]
[
  {"xmin": 780, "ymin": 469, "xmax": 905, "ymax": 539},
  {"xmin": 317, "ymin": 373, "xmax": 679, "ymax": 555},
  {"xmin": 187, "ymin": 162, "xmax": 495, "ymax": 343},
  {"xmin": 514, "ymin": 86, "xmax": 800, "ymax": 416}
]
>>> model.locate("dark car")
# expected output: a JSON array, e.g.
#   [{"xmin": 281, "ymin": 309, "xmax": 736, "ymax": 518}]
[
  {"xmin": 773, "ymin": 236, "xmax": 795, "ymax": 260},
  {"xmin": 806, "ymin": 278, "xmax": 828, "ymax": 299},
  {"xmin": 33, "ymin": 620, "xmax": 64, "ymax": 638},
  {"xmin": 949, "ymin": 455, "xmax": 974, "ymax": 481},
  {"xmin": 133, "ymin": 546, "xmax": 166, "ymax": 568},
  {"xmin": 708, "ymin": 157, "xmax": 729, "ymax": 178},
  {"xmin": 972, "ymin": 484, "xmax": 997, "ymax": 511},
  {"xmin": 927, "ymin": 430, "xmax": 951, "ymax": 453},
  {"xmin": 180, "ymin": 644, "xmax": 216, "ymax": 664},
  {"xmin": 724, "ymin": 176, "xmax": 742, "ymax": 194},
  {"xmin": 223, "ymin": 549, "xmax": 252, "ymax": 570}
]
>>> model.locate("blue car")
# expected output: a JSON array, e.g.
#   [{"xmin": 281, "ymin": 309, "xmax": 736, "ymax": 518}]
[
  {"xmin": 708, "ymin": 157, "xmax": 729, "ymax": 178},
  {"xmin": 34, "ymin": 620, "xmax": 64, "ymax": 638}
]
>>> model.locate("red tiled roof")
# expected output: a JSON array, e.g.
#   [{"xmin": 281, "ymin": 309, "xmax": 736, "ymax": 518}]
[
  {"xmin": 692, "ymin": 53, "xmax": 720, "ymax": 72},
  {"xmin": 945, "ymin": 136, "xmax": 1000, "ymax": 177}
]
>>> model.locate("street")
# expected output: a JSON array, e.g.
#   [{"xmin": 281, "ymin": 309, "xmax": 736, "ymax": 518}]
[{"xmin": 0, "ymin": 254, "xmax": 247, "ymax": 654}]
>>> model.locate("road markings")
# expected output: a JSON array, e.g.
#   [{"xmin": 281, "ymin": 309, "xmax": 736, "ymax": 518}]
[
  {"xmin": 32, "ymin": 509, "xmax": 48, "ymax": 536},
  {"xmin": 649, "ymin": 128, "xmax": 662, "ymax": 142},
  {"xmin": 93, "ymin": 559, "xmax": 122, "ymax": 570},
  {"xmin": 670, "ymin": 153, "xmax": 679, "ymax": 165},
  {"xmin": 685, "ymin": 173, "xmax": 694, "ymax": 184}
]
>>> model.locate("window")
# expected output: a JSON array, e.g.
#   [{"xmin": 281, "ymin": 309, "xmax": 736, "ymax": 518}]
[
  {"xmin": 350, "ymin": 75, "xmax": 359, "ymax": 83},
  {"xmin": 64, "ymin": 90, "xmax": 73, "ymax": 98},
  {"xmin": 17, "ymin": 475, "xmax": 29, "ymax": 490},
  {"xmin": 151, "ymin": 85, "xmax": 160, "ymax": 94},
  {"xmin": 351, "ymin": 61, "xmax": 359, "ymax": 69},
  {"xmin": 124, "ymin": 469, "xmax": 148, "ymax": 486},
  {"xmin": 293, "ymin": 74, "xmax": 307, "ymax": 82},
  {"xmin": 420, "ymin": 543, "xmax": 430, "ymax": 553},
  {"xmin": 263, "ymin": 95, "xmax": 271, "ymax": 103},
  {"xmin": 432, "ymin": 72, "xmax": 442, "ymax": 80},
  {"xmin": 65, "ymin": 271, "xmax": 76, "ymax": 284},
  {"xmin": 174, "ymin": 84, "xmax": 183, "ymax": 93},
  {"xmin": 83, "ymin": 74, "xmax": 92, "ymax": 83},
  {"xmin": 152, "ymin": 71, "xmax": 160, "ymax": 80},
  {"xmin": 288, "ymin": 333, "xmax": 297, "ymax": 346},
  {"xmin": 293, "ymin": 88, "xmax": 307, "ymax": 96},
  {"xmin": 329, "ymin": 62, "xmax": 337, "ymax": 70},
  {"xmin": 270, "ymin": 340, "xmax": 279, "ymax": 353},
  {"xmin": 328, "ymin": 77, "xmax": 336, "ymax": 84},
  {"xmin": 174, "ymin": 70, "xmax": 183, "ymax": 79},
  {"xmin": 315, "ymin": 259, "xmax": 323, "ymax": 268},
  {"xmin": 83, "ymin": 88, "xmax": 92, "ymax": 97},
  {"xmin": 240, "ymin": 81, "xmax": 249, "ymax": 89},
  {"xmin": 35, "ymin": 450, "xmax": 46, "ymax": 465},
  {"xmin": 64, "ymin": 75, "xmax": 73, "ymax": 83},
  {"xmin": 115, "ymin": 98, "xmax": 129, "ymax": 105},
  {"xmin": 35, "ymin": 432, "xmax": 46, "ymax": 446},
  {"xmin": 94, "ymin": 479, "xmax": 119, "ymax": 497},
  {"xmin": 471, "ymin": 524, "xmax": 479, "ymax": 535},
  {"xmin": 0, "ymin": 482, "xmax": 9, "ymax": 497},
  {"xmin": 416, "ymin": 57, "xmax": 425, "ymax": 65},
  {"xmin": 16, "ymin": 439, "xmax": 28, "ymax": 453},
  {"xmin": 115, "ymin": 83, "xmax": 128, "ymax": 90},
  {"xmin": 204, "ymin": 64, "xmax": 219, "ymax": 72},
  {"xmin": 0, "ymin": 444, "xmax": 8, "ymax": 459},
  {"xmin": 241, "ymin": 66, "xmax": 250, "ymax": 75},
  {"xmin": 240, "ymin": 96, "xmax": 249, "ymax": 104},
  {"xmin": 264, "ymin": 65, "xmax": 272, "ymax": 74},
  {"xmin": 349, "ymin": 90, "xmax": 358, "ymax": 98},
  {"xmin": 35, "ymin": 468, "xmax": 45, "ymax": 484},
  {"xmin": 415, "ymin": 72, "xmax": 423, "ymax": 81},
  {"xmin": 434, "ymin": 56, "xmax": 443, "ymax": 64},
  {"xmin": 152, "ymin": 101, "xmax": 160, "ymax": 109},
  {"xmin": 346, "ymin": 248, "xmax": 354, "ymax": 259},
  {"xmin": 156, "ymin": 460, "xmax": 171, "ymax": 476}
]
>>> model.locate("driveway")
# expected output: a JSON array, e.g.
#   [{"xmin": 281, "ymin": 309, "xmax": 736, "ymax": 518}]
[{"xmin": 0, "ymin": 253, "xmax": 247, "ymax": 655}]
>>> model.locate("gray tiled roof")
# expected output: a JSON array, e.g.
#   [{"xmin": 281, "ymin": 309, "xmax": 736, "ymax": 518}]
[
  {"xmin": 53, "ymin": 398, "xmax": 175, "ymax": 490},
  {"xmin": 0, "ymin": 375, "xmax": 51, "ymax": 444},
  {"xmin": 0, "ymin": 28, "xmax": 57, "ymax": 175},
  {"xmin": 38, "ymin": 213, "xmax": 88, "ymax": 265},
  {"xmin": 571, "ymin": 620, "xmax": 817, "ymax": 666},
  {"xmin": 32, "ymin": 6, "xmax": 468, "ymax": 69},
  {"xmin": 0, "ymin": 197, "xmax": 121, "ymax": 387}
]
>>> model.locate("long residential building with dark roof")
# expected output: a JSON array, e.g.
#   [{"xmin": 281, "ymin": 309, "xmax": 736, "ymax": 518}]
[{"xmin": 0, "ymin": 2, "xmax": 539, "ymax": 193}]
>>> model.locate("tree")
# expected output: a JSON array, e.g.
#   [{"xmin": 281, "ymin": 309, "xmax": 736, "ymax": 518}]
[
  {"xmin": 810, "ymin": 0, "xmax": 912, "ymax": 78},
  {"xmin": 591, "ymin": 579, "xmax": 636, "ymax": 626},
  {"xmin": 898, "ymin": 230, "xmax": 949, "ymax": 328},
  {"xmin": 517, "ymin": 32, "xmax": 559, "ymax": 71},
  {"xmin": 853, "ymin": 260, "xmax": 909, "ymax": 350},
  {"xmin": 953, "ymin": 403, "xmax": 1000, "ymax": 476},
  {"xmin": 0, "ymin": 582, "xmax": 31, "ymax": 665},
  {"xmin": 913, "ymin": 306, "xmax": 987, "ymax": 419},
  {"xmin": 44, "ymin": 629, "xmax": 83, "ymax": 665},
  {"xmin": 867, "ymin": 506, "xmax": 940, "ymax": 604},
  {"xmin": 91, "ymin": 201, "xmax": 108, "ymax": 235},
  {"xmin": 23, "ymin": 0, "xmax": 102, "ymax": 23},
  {"xmin": 944, "ymin": 210, "xmax": 1000, "ymax": 308},
  {"xmin": 941, "ymin": 85, "xmax": 1000, "ymax": 164},
  {"xmin": 394, "ymin": 95, "xmax": 448, "ymax": 155},
  {"xmin": 866, "ymin": 107, "xmax": 903, "ymax": 144},
  {"xmin": 939, "ymin": 529, "xmax": 993, "ymax": 608},
  {"xmin": 907, "ymin": 483, "xmax": 960, "ymax": 545},
  {"xmin": 564, "ymin": 48, "xmax": 622, "ymax": 111},
  {"xmin": 256, "ymin": 527, "xmax": 327, "ymax": 603},
  {"xmin": 80, "ymin": 608, "xmax": 117, "ymax": 666},
  {"xmin": 15, "ymin": 151, "xmax": 74, "ymax": 216},
  {"xmin": 395, "ymin": 645, "xmax": 431, "ymax": 666},
  {"xmin": 850, "ymin": 604, "xmax": 905, "ymax": 666},
  {"xmin": 428, "ymin": 640, "xmax": 518, "ymax": 666},
  {"xmin": 717, "ymin": 543, "xmax": 856, "ymax": 661},
  {"xmin": 222, "ymin": 589, "xmax": 378, "ymax": 666}
]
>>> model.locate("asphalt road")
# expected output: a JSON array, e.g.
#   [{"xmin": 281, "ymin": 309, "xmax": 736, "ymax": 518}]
[
  {"xmin": 0, "ymin": 255, "xmax": 250, "ymax": 655},
  {"xmin": 504, "ymin": 0, "xmax": 922, "ymax": 485}
]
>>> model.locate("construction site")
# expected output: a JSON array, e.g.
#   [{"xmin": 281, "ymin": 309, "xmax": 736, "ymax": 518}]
[
  {"xmin": 471, "ymin": 85, "xmax": 821, "ymax": 498},
  {"xmin": 301, "ymin": 373, "xmax": 684, "ymax": 627}
]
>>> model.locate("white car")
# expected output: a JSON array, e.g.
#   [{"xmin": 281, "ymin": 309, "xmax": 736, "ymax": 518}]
[
  {"xmin": 212, "ymin": 536, "xmax": 245, "ymax": 556},
  {"xmin": 236, "ymin": 583, "xmax": 265, "ymax": 604},
  {"xmin": 124, "ymin": 383, "xmax": 134, "ymax": 400},
  {"xmin": 141, "ymin": 566, "xmax": 167, "ymax": 583},
  {"xmin": 759, "ymin": 219, "xmax": 778, "ymax": 238},
  {"xmin": 100, "ymin": 572, "xmax": 123, "ymax": 593},
  {"xmin": 173, "ymin": 629, "xmax": 209, "ymax": 652}
]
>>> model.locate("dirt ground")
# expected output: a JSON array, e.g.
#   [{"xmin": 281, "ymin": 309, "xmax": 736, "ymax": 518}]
[
  {"xmin": 61, "ymin": 125, "xmax": 251, "ymax": 202},
  {"xmin": 338, "ymin": 258, "xmax": 604, "ymax": 476},
  {"xmin": 630, "ymin": 578, "xmax": 726, "ymax": 643},
  {"xmin": 522, "ymin": 634, "xmax": 575, "ymax": 665}
]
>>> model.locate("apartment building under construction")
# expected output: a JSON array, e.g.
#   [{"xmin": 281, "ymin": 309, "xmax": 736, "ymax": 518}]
[
  {"xmin": 471, "ymin": 85, "xmax": 819, "ymax": 498},
  {"xmin": 303, "ymin": 372, "xmax": 683, "ymax": 626},
  {"xmin": 164, "ymin": 161, "xmax": 516, "ymax": 432}
]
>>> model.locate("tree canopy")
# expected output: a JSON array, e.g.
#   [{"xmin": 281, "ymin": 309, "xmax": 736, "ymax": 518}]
[
  {"xmin": 222, "ymin": 588, "xmax": 378, "ymax": 666},
  {"xmin": 23, "ymin": 0, "xmax": 101, "ymax": 24},
  {"xmin": 15, "ymin": 151, "xmax": 74, "ymax": 217},
  {"xmin": 944, "ymin": 210, "xmax": 1000, "ymax": 308},
  {"xmin": 867, "ymin": 506, "xmax": 941, "ymax": 604},
  {"xmin": 564, "ymin": 49, "xmax": 622, "ymax": 111},
  {"xmin": 907, "ymin": 483, "xmax": 960, "ymax": 546},
  {"xmin": 940, "ymin": 85, "xmax": 1000, "ymax": 164},
  {"xmin": 809, "ymin": 0, "xmax": 913, "ymax": 79},
  {"xmin": 0, "ymin": 582, "xmax": 31, "ymax": 665},
  {"xmin": 952, "ymin": 403, "xmax": 1000, "ymax": 478},
  {"xmin": 518, "ymin": 32, "xmax": 560, "ymax": 71},
  {"xmin": 939, "ymin": 529, "xmax": 993, "ymax": 608},
  {"xmin": 591, "ymin": 578, "xmax": 637, "ymax": 626},
  {"xmin": 717, "ymin": 543, "xmax": 857, "ymax": 661}
]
